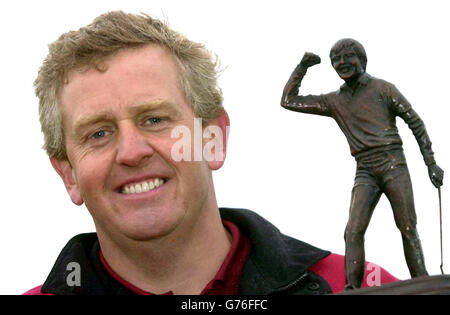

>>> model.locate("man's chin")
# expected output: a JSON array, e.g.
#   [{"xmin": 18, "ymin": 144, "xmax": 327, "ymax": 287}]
[
  {"xmin": 116, "ymin": 211, "xmax": 184, "ymax": 242},
  {"xmin": 118, "ymin": 223, "xmax": 176, "ymax": 242}
]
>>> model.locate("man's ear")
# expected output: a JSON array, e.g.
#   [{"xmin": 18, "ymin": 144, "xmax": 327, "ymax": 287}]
[
  {"xmin": 203, "ymin": 109, "xmax": 230, "ymax": 171},
  {"xmin": 50, "ymin": 157, "xmax": 84, "ymax": 205}
]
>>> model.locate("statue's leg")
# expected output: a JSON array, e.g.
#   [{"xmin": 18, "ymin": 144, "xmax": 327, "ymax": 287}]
[
  {"xmin": 344, "ymin": 181, "xmax": 382, "ymax": 289},
  {"xmin": 383, "ymin": 166, "xmax": 428, "ymax": 277}
]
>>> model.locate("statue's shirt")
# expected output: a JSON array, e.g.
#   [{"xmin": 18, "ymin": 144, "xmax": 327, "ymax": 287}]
[{"xmin": 285, "ymin": 73, "xmax": 435, "ymax": 165}]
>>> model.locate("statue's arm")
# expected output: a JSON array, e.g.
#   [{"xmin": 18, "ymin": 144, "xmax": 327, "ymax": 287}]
[
  {"xmin": 393, "ymin": 89, "xmax": 444, "ymax": 187},
  {"xmin": 400, "ymin": 108, "xmax": 435, "ymax": 164},
  {"xmin": 280, "ymin": 53, "xmax": 331, "ymax": 116}
]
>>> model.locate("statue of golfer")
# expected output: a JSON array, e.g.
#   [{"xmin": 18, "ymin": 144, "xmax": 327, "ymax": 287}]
[{"xmin": 280, "ymin": 38, "xmax": 444, "ymax": 289}]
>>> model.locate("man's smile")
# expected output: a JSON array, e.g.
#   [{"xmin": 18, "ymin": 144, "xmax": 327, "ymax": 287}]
[{"xmin": 121, "ymin": 177, "xmax": 166, "ymax": 195}]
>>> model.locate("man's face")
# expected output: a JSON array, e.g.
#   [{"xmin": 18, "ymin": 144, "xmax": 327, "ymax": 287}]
[
  {"xmin": 331, "ymin": 46, "xmax": 364, "ymax": 80},
  {"xmin": 53, "ymin": 45, "xmax": 226, "ymax": 242}
]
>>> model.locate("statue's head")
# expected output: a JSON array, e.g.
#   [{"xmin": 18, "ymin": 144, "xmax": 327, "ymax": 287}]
[{"xmin": 329, "ymin": 38, "xmax": 366, "ymax": 80}]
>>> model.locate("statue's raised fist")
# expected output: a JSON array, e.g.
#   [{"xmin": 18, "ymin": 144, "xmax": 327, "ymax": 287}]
[{"xmin": 300, "ymin": 52, "xmax": 321, "ymax": 68}]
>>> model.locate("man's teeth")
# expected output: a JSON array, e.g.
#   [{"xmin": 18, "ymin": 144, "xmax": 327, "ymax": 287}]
[{"xmin": 122, "ymin": 178, "xmax": 165, "ymax": 194}]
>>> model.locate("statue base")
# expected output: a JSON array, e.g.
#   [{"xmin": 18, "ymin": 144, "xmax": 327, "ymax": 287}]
[{"xmin": 338, "ymin": 275, "xmax": 450, "ymax": 295}]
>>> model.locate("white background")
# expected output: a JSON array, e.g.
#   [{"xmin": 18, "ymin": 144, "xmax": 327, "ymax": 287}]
[{"xmin": 0, "ymin": 0, "xmax": 449, "ymax": 294}]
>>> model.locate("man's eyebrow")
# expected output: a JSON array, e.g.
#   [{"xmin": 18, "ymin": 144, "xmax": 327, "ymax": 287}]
[
  {"xmin": 73, "ymin": 111, "xmax": 114, "ymax": 136},
  {"xmin": 129, "ymin": 100, "xmax": 183, "ymax": 117}
]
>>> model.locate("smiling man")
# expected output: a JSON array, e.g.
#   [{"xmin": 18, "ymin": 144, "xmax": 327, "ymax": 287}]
[
  {"xmin": 53, "ymin": 45, "xmax": 233, "ymax": 294},
  {"xmin": 281, "ymin": 38, "xmax": 444, "ymax": 290},
  {"xmin": 26, "ymin": 15, "xmax": 397, "ymax": 296}
]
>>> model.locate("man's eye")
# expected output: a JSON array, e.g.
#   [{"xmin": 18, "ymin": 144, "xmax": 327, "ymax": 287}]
[
  {"xmin": 141, "ymin": 116, "xmax": 169, "ymax": 132},
  {"xmin": 145, "ymin": 117, "xmax": 163, "ymax": 125},
  {"xmin": 139, "ymin": 115, "xmax": 169, "ymax": 131},
  {"xmin": 92, "ymin": 130, "xmax": 109, "ymax": 139}
]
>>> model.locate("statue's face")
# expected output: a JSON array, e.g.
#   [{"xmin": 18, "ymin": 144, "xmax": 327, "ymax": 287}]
[{"xmin": 331, "ymin": 46, "xmax": 364, "ymax": 80}]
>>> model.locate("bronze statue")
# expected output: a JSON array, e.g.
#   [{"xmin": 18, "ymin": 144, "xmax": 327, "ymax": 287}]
[{"xmin": 280, "ymin": 38, "xmax": 444, "ymax": 290}]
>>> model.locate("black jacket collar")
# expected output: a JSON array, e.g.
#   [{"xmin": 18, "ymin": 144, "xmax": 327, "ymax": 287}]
[
  {"xmin": 41, "ymin": 208, "xmax": 330, "ymax": 295},
  {"xmin": 220, "ymin": 208, "xmax": 330, "ymax": 294}
]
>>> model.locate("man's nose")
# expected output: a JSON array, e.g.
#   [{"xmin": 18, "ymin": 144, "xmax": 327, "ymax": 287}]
[{"xmin": 115, "ymin": 124, "xmax": 154, "ymax": 167}]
